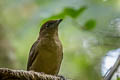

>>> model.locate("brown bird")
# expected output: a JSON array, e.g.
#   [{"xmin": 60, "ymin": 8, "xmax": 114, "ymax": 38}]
[{"xmin": 27, "ymin": 19, "xmax": 63, "ymax": 75}]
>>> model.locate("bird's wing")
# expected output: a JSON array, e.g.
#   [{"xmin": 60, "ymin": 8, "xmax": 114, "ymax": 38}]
[{"xmin": 27, "ymin": 40, "xmax": 39, "ymax": 70}]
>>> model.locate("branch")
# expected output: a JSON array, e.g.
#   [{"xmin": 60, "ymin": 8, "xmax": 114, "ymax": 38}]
[
  {"xmin": 0, "ymin": 68, "xmax": 64, "ymax": 80},
  {"xmin": 104, "ymin": 55, "xmax": 120, "ymax": 80}
]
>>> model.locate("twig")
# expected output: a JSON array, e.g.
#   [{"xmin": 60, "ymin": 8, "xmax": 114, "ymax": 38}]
[{"xmin": 104, "ymin": 55, "xmax": 120, "ymax": 80}]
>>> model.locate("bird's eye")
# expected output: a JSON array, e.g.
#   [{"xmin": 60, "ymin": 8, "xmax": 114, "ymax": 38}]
[
  {"xmin": 46, "ymin": 24, "xmax": 49, "ymax": 28},
  {"xmin": 46, "ymin": 23, "xmax": 54, "ymax": 28}
]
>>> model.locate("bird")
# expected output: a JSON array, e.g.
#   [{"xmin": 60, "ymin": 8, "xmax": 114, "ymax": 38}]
[{"xmin": 27, "ymin": 19, "xmax": 63, "ymax": 75}]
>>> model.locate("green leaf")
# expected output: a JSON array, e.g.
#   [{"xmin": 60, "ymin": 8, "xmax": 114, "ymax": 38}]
[
  {"xmin": 63, "ymin": 6, "xmax": 87, "ymax": 18},
  {"xmin": 83, "ymin": 19, "xmax": 96, "ymax": 30},
  {"xmin": 49, "ymin": 6, "xmax": 87, "ymax": 19},
  {"xmin": 39, "ymin": 6, "xmax": 87, "ymax": 26}
]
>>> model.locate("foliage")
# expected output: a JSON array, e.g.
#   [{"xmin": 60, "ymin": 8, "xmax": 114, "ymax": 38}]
[
  {"xmin": 40, "ymin": 6, "xmax": 87, "ymax": 26},
  {"xmin": 0, "ymin": 0, "xmax": 120, "ymax": 80}
]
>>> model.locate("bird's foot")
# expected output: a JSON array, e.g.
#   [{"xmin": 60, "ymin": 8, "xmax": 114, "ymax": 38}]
[{"xmin": 57, "ymin": 75, "xmax": 66, "ymax": 80}]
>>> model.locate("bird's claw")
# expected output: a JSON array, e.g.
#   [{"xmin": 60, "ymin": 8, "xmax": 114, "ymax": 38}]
[{"xmin": 58, "ymin": 75, "xmax": 66, "ymax": 80}]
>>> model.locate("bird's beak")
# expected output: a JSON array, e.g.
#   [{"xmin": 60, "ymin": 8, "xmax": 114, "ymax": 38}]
[{"xmin": 56, "ymin": 19, "xmax": 63, "ymax": 25}]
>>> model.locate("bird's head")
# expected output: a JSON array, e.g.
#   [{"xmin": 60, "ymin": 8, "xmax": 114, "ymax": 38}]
[{"xmin": 39, "ymin": 19, "xmax": 63, "ymax": 37}]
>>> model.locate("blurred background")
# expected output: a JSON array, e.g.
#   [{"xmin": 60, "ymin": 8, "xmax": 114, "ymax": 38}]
[{"xmin": 0, "ymin": 0, "xmax": 120, "ymax": 80}]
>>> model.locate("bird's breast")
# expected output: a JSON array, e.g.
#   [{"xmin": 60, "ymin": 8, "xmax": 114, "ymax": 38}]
[{"xmin": 31, "ymin": 38, "xmax": 63, "ymax": 75}]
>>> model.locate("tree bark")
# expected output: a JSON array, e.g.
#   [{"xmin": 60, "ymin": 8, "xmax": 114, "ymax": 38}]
[{"xmin": 0, "ymin": 68, "xmax": 64, "ymax": 80}]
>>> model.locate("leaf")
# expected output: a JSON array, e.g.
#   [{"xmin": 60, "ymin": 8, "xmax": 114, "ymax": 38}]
[
  {"xmin": 63, "ymin": 6, "xmax": 87, "ymax": 18},
  {"xmin": 39, "ymin": 6, "xmax": 87, "ymax": 26},
  {"xmin": 83, "ymin": 19, "xmax": 96, "ymax": 30},
  {"xmin": 49, "ymin": 6, "xmax": 87, "ymax": 19}
]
